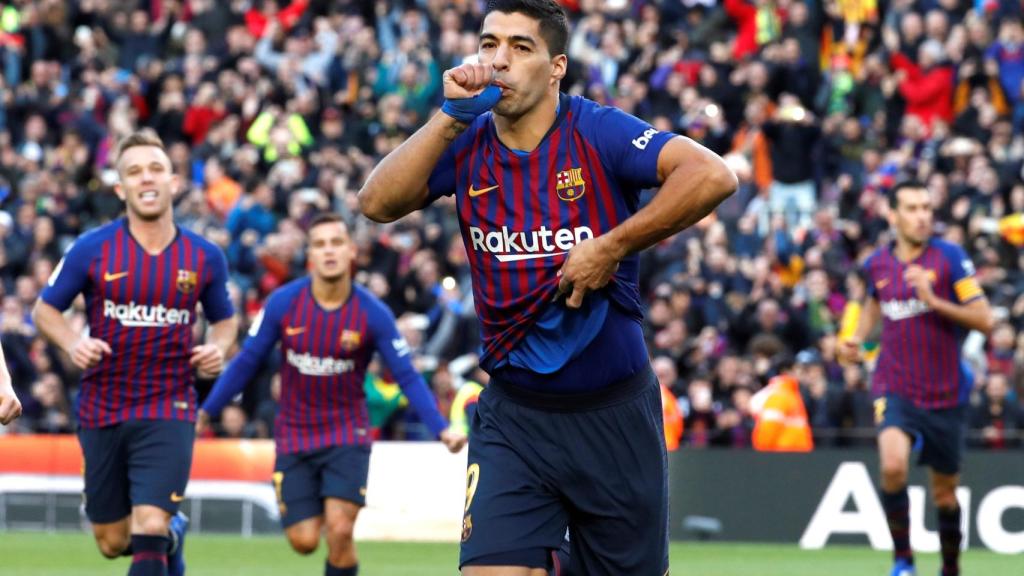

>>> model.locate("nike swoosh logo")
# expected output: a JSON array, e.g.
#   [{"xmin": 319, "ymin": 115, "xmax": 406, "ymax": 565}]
[
  {"xmin": 285, "ymin": 326, "xmax": 306, "ymax": 336},
  {"xmin": 104, "ymin": 271, "xmax": 129, "ymax": 282},
  {"xmin": 170, "ymin": 492, "xmax": 185, "ymax": 503},
  {"xmin": 468, "ymin": 184, "xmax": 499, "ymax": 197}
]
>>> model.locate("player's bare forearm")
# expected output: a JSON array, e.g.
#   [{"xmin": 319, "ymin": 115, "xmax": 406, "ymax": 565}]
[
  {"xmin": 207, "ymin": 317, "xmax": 239, "ymax": 358},
  {"xmin": 600, "ymin": 137, "xmax": 737, "ymax": 259},
  {"xmin": 358, "ymin": 112, "xmax": 467, "ymax": 223},
  {"xmin": 31, "ymin": 301, "xmax": 82, "ymax": 355},
  {"xmin": 0, "ymin": 345, "xmax": 9, "ymax": 381},
  {"xmin": 0, "ymin": 348, "xmax": 13, "ymax": 393},
  {"xmin": 0, "ymin": 347, "xmax": 20, "ymax": 425},
  {"xmin": 928, "ymin": 296, "xmax": 995, "ymax": 336}
]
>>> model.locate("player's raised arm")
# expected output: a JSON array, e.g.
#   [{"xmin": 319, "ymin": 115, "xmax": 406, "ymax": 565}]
[
  {"xmin": 602, "ymin": 136, "xmax": 737, "ymax": 259},
  {"xmin": 558, "ymin": 136, "xmax": 737, "ymax": 308},
  {"xmin": 919, "ymin": 291, "xmax": 994, "ymax": 335},
  {"xmin": 904, "ymin": 251, "xmax": 995, "ymax": 335},
  {"xmin": 357, "ymin": 62, "xmax": 500, "ymax": 223}
]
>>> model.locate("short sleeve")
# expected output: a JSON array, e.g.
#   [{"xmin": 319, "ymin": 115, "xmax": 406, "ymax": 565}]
[
  {"xmin": 944, "ymin": 244, "xmax": 983, "ymax": 304},
  {"xmin": 581, "ymin": 105, "xmax": 674, "ymax": 189},
  {"xmin": 39, "ymin": 239, "xmax": 94, "ymax": 311},
  {"xmin": 862, "ymin": 253, "xmax": 878, "ymax": 300},
  {"xmin": 200, "ymin": 245, "xmax": 235, "ymax": 322}
]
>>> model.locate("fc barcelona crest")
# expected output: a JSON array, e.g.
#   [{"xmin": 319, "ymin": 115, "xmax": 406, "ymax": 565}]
[
  {"xmin": 555, "ymin": 167, "xmax": 586, "ymax": 202},
  {"xmin": 340, "ymin": 330, "xmax": 362, "ymax": 351},
  {"xmin": 176, "ymin": 270, "xmax": 198, "ymax": 294}
]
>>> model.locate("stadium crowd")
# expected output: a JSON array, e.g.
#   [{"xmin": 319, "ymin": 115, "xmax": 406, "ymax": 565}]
[{"xmin": 0, "ymin": 0, "xmax": 1022, "ymax": 449}]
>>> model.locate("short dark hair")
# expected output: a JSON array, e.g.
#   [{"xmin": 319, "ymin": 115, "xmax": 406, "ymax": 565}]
[
  {"xmin": 308, "ymin": 212, "xmax": 347, "ymax": 231},
  {"xmin": 485, "ymin": 0, "xmax": 569, "ymax": 56},
  {"xmin": 888, "ymin": 180, "xmax": 928, "ymax": 209}
]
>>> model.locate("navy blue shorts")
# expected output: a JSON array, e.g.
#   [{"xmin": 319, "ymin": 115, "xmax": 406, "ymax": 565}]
[
  {"xmin": 273, "ymin": 444, "xmax": 371, "ymax": 528},
  {"xmin": 875, "ymin": 394, "xmax": 967, "ymax": 475},
  {"xmin": 460, "ymin": 368, "xmax": 668, "ymax": 576},
  {"xmin": 77, "ymin": 419, "xmax": 194, "ymax": 524}
]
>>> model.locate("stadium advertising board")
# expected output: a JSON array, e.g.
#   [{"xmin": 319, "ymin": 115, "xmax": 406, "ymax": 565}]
[
  {"xmin": 670, "ymin": 450, "xmax": 1024, "ymax": 553},
  {"xmin": 0, "ymin": 435, "xmax": 467, "ymax": 540}
]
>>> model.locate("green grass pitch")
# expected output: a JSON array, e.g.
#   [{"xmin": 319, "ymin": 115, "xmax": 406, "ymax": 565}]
[{"xmin": 1, "ymin": 532, "xmax": 1019, "ymax": 575}]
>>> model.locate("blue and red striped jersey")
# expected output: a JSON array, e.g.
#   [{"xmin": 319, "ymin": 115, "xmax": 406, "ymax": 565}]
[
  {"xmin": 864, "ymin": 238, "xmax": 984, "ymax": 408},
  {"xmin": 40, "ymin": 218, "xmax": 234, "ymax": 428},
  {"xmin": 202, "ymin": 278, "xmax": 448, "ymax": 455},
  {"xmin": 426, "ymin": 94, "xmax": 673, "ymax": 374}
]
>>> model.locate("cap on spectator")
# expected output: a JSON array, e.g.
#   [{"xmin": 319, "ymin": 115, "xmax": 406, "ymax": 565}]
[
  {"xmin": 322, "ymin": 107, "xmax": 342, "ymax": 122},
  {"xmin": 796, "ymin": 349, "xmax": 823, "ymax": 366}
]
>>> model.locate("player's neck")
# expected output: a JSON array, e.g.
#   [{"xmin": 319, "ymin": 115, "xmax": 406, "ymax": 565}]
[
  {"xmin": 126, "ymin": 213, "xmax": 176, "ymax": 255},
  {"xmin": 311, "ymin": 275, "xmax": 351, "ymax": 310},
  {"xmin": 493, "ymin": 91, "xmax": 559, "ymax": 152},
  {"xmin": 893, "ymin": 237, "xmax": 926, "ymax": 262}
]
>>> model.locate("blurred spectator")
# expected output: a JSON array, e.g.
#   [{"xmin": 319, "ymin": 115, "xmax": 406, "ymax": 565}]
[
  {"xmin": 970, "ymin": 372, "xmax": 1021, "ymax": 449},
  {"xmin": 987, "ymin": 322, "xmax": 1018, "ymax": 379},
  {"xmin": 28, "ymin": 372, "xmax": 72, "ymax": 433},
  {"xmin": 682, "ymin": 375, "xmax": 717, "ymax": 448},
  {"xmin": 829, "ymin": 363, "xmax": 875, "ymax": 447},
  {"xmin": 217, "ymin": 404, "xmax": 261, "ymax": 439}
]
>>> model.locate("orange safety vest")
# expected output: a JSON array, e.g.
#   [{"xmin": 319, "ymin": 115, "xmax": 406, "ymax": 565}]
[
  {"xmin": 661, "ymin": 384, "xmax": 684, "ymax": 451},
  {"xmin": 751, "ymin": 375, "xmax": 813, "ymax": 452}
]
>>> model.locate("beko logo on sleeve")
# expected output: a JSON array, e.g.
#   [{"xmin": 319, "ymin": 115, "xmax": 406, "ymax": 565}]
[{"xmin": 632, "ymin": 128, "xmax": 658, "ymax": 150}]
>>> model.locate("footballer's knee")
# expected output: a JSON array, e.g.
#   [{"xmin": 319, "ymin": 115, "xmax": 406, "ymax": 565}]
[
  {"xmin": 879, "ymin": 460, "xmax": 908, "ymax": 491},
  {"xmin": 288, "ymin": 532, "xmax": 320, "ymax": 555},
  {"xmin": 93, "ymin": 520, "xmax": 130, "ymax": 557},
  {"xmin": 933, "ymin": 492, "xmax": 958, "ymax": 510},
  {"xmin": 286, "ymin": 521, "xmax": 321, "ymax": 555},
  {"xmin": 130, "ymin": 505, "xmax": 172, "ymax": 536},
  {"xmin": 931, "ymin": 479, "xmax": 959, "ymax": 510},
  {"xmin": 325, "ymin": 516, "xmax": 354, "ymax": 545},
  {"xmin": 95, "ymin": 535, "xmax": 130, "ymax": 559}
]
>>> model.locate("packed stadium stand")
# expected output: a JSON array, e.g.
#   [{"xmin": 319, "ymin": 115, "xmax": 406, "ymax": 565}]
[{"xmin": 0, "ymin": 0, "xmax": 1021, "ymax": 450}]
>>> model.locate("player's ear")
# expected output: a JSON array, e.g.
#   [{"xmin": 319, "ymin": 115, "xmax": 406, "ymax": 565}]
[
  {"xmin": 113, "ymin": 181, "xmax": 126, "ymax": 202},
  {"xmin": 170, "ymin": 174, "xmax": 181, "ymax": 197},
  {"xmin": 550, "ymin": 54, "xmax": 567, "ymax": 84}
]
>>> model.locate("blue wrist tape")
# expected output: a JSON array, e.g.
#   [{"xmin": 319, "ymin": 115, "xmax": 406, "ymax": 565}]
[{"xmin": 441, "ymin": 85, "xmax": 502, "ymax": 123}]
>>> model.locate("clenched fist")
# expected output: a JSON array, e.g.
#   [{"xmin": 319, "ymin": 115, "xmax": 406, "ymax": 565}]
[
  {"xmin": 443, "ymin": 62, "xmax": 495, "ymax": 99},
  {"xmin": 441, "ymin": 63, "xmax": 501, "ymax": 124}
]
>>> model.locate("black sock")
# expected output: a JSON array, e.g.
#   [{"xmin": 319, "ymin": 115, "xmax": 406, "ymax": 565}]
[
  {"xmin": 938, "ymin": 506, "xmax": 962, "ymax": 576},
  {"xmin": 880, "ymin": 488, "xmax": 912, "ymax": 564},
  {"xmin": 127, "ymin": 535, "xmax": 169, "ymax": 576},
  {"xmin": 325, "ymin": 562, "xmax": 357, "ymax": 576}
]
